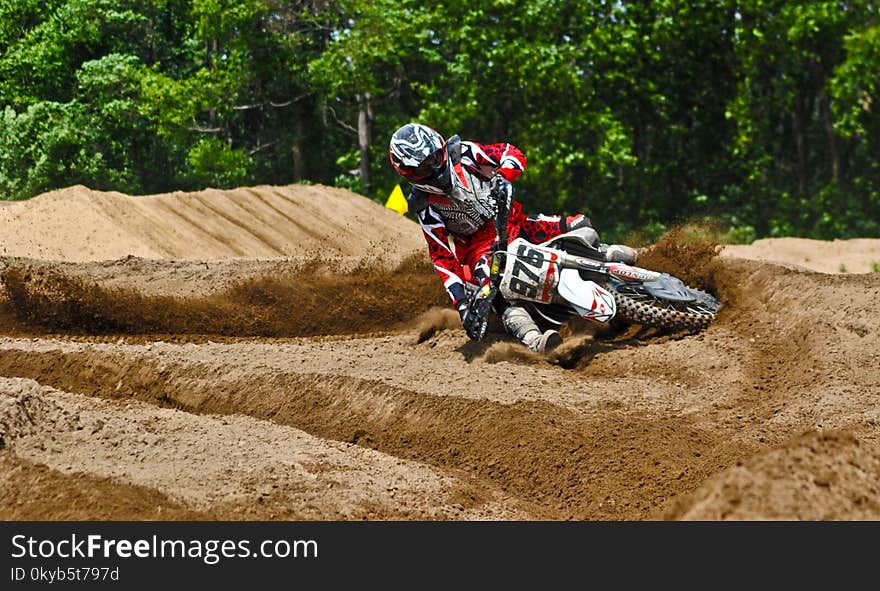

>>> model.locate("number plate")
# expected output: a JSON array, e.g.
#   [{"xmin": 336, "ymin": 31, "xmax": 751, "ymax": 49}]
[{"xmin": 499, "ymin": 238, "xmax": 560, "ymax": 303}]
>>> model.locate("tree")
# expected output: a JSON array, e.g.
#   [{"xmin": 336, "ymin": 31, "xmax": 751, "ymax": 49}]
[
  {"xmin": 308, "ymin": 0, "xmax": 441, "ymax": 197},
  {"xmin": 725, "ymin": 0, "xmax": 877, "ymax": 237}
]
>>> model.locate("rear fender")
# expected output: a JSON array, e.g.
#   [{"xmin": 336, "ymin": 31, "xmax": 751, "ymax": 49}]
[
  {"xmin": 606, "ymin": 263, "xmax": 662, "ymax": 282},
  {"xmin": 643, "ymin": 274, "xmax": 701, "ymax": 303},
  {"xmin": 623, "ymin": 273, "xmax": 698, "ymax": 303}
]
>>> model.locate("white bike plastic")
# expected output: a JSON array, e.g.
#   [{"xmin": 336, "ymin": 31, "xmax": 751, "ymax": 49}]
[
  {"xmin": 499, "ymin": 237, "xmax": 616, "ymax": 322},
  {"xmin": 556, "ymin": 268, "xmax": 616, "ymax": 322}
]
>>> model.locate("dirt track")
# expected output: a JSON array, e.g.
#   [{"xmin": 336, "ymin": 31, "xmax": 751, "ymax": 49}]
[{"xmin": 2, "ymin": 185, "xmax": 879, "ymax": 520}]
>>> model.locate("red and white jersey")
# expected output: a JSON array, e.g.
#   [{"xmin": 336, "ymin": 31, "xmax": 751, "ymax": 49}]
[
  {"xmin": 408, "ymin": 140, "xmax": 527, "ymax": 233},
  {"xmin": 407, "ymin": 140, "xmax": 527, "ymax": 306}
]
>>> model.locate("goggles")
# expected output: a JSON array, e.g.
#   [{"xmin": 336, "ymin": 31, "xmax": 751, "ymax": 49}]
[{"xmin": 409, "ymin": 147, "xmax": 448, "ymax": 181}]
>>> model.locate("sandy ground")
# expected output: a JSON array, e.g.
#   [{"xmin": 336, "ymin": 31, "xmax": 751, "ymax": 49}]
[
  {"xmin": 1, "ymin": 185, "xmax": 879, "ymax": 521},
  {"xmin": 722, "ymin": 238, "xmax": 880, "ymax": 274}
]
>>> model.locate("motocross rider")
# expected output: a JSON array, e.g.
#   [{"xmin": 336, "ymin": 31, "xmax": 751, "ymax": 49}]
[{"xmin": 388, "ymin": 122, "xmax": 636, "ymax": 354}]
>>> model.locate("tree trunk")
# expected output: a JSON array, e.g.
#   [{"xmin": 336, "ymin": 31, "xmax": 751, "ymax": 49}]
[
  {"xmin": 357, "ymin": 92, "xmax": 373, "ymax": 190},
  {"xmin": 793, "ymin": 92, "xmax": 809, "ymax": 197},
  {"xmin": 291, "ymin": 106, "xmax": 306, "ymax": 182},
  {"xmin": 820, "ymin": 90, "xmax": 840, "ymax": 183}
]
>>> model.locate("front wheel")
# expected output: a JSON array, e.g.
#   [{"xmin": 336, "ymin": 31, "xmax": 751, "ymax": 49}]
[{"xmin": 612, "ymin": 287, "xmax": 720, "ymax": 332}]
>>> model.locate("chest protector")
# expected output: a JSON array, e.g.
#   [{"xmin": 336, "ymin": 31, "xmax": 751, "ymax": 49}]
[{"xmin": 426, "ymin": 135, "xmax": 498, "ymax": 236}]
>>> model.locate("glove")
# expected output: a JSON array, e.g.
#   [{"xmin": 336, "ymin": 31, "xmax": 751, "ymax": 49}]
[
  {"xmin": 459, "ymin": 284, "xmax": 495, "ymax": 341},
  {"xmin": 489, "ymin": 173, "xmax": 513, "ymax": 210}
]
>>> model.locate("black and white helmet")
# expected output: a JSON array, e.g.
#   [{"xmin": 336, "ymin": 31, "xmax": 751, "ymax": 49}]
[{"xmin": 388, "ymin": 123, "xmax": 452, "ymax": 194}]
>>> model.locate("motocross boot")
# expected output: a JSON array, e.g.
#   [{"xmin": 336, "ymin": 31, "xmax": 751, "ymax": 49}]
[
  {"xmin": 501, "ymin": 305, "xmax": 562, "ymax": 354},
  {"xmin": 600, "ymin": 243, "xmax": 638, "ymax": 265}
]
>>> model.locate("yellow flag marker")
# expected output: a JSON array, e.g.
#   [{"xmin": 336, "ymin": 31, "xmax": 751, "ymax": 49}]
[{"xmin": 385, "ymin": 184, "xmax": 408, "ymax": 215}]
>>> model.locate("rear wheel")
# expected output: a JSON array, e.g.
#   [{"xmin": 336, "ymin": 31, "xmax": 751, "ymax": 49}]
[{"xmin": 612, "ymin": 287, "xmax": 719, "ymax": 332}]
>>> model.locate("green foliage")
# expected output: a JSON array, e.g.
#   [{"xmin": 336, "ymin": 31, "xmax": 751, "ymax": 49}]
[
  {"xmin": 617, "ymin": 221, "xmax": 669, "ymax": 249},
  {"xmin": 0, "ymin": 101, "xmax": 133, "ymax": 199},
  {"xmin": 184, "ymin": 137, "xmax": 251, "ymax": 188},
  {"xmin": 0, "ymin": 0, "xmax": 146, "ymax": 106},
  {"xmin": 724, "ymin": 224, "xmax": 758, "ymax": 245},
  {"xmin": 831, "ymin": 23, "xmax": 880, "ymax": 138},
  {"xmin": 0, "ymin": 0, "xmax": 879, "ymax": 242},
  {"xmin": 332, "ymin": 150, "xmax": 363, "ymax": 194}
]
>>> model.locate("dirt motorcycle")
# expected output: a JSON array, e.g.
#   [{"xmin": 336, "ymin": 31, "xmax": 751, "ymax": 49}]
[{"xmin": 462, "ymin": 193, "xmax": 721, "ymax": 341}]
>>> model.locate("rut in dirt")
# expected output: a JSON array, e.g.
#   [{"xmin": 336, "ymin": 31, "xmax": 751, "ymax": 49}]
[
  {"xmin": 0, "ymin": 254, "xmax": 447, "ymax": 338},
  {"xmin": 0, "ymin": 344, "xmax": 753, "ymax": 520}
]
